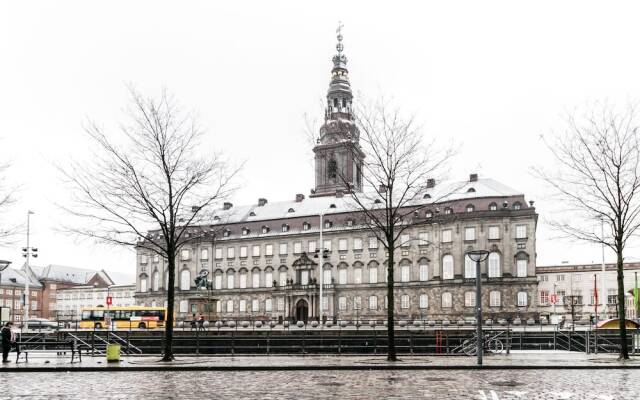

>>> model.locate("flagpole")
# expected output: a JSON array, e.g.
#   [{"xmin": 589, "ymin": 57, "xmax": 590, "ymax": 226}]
[
  {"xmin": 635, "ymin": 271, "xmax": 638, "ymax": 320},
  {"xmin": 594, "ymin": 273, "xmax": 598, "ymax": 324}
]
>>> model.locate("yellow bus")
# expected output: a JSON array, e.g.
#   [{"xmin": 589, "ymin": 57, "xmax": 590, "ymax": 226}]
[{"xmin": 80, "ymin": 306, "xmax": 167, "ymax": 329}]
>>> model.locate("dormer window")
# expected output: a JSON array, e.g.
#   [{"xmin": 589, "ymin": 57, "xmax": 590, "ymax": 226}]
[
  {"xmin": 489, "ymin": 202, "xmax": 497, "ymax": 211},
  {"xmin": 249, "ymin": 211, "xmax": 256, "ymax": 217},
  {"xmin": 467, "ymin": 187, "xmax": 476, "ymax": 193},
  {"xmin": 282, "ymin": 224, "xmax": 289, "ymax": 232},
  {"xmin": 466, "ymin": 204, "xmax": 475, "ymax": 213},
  {"xmin": 329, "ymin": 203, "xmax": 337, "ymax": 209},
  {"xmin": 425, "ymin": 210, "xmax": 433, "ymax": 218},
  {"xmin": 324, "ymin": 220, "xmax": 333, "ymax": 229},
  {"xmin": 213, "ymin": 216, "xmax": 220, "ymax": 221},
  {"xmin": 242, "ymin": 228, "xmax": 250, "ymax": 236},
  {"xmin": 223, "ymin": 230, "xmax": 230, "ymax": 238},
  {"xmin": 303, "ymin": 222, "xmax": 311, "ymax": 231},
  {"xmin": 262, "ymin": 226, "xmax": 269, "ymax": 234},
  {"xmin": 444, "ymin": 207, "xmax": 453, "ymax": 215},
  {"xmin": 513, "ymin": 202, "xmax": 522, "ymax": 211},
  {"xmin": 346, "ymin": 219, "xmax": 354, "ymax": 227},
  {"xmin": 374, "ymin": 199, "xmax": 381, "ymax": 204},
  {"xmin": 288, "ymin": 208, "xmax": 295, "ymax": 213},
  {"xmin": 423, "ymin": 193, "xmax": 431, "ymax": 199}
]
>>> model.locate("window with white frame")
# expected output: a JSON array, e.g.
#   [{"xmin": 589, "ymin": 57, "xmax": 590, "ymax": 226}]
[
  {"xmin": 338, "ymin": 239, "xmax": 348, "ymax": 251},
  {"xmin": 419, "ymin": 294, "xmax": 428, "ymax": 308},
  {"xmin": 322, "ymin": 296, "xmax": 329, "ymax": 311},
  {"xmin": 368, "ymin": 296, "xmax": 378, "ymax": 310},
  {"xmin": 517, "ymin": 292, "xmax": 528, "ymax": 306},
  {"xmin": 279, "ymin": 243, "xmax": 287, "ymax": 255},
  {"xmin": 277, "ymin": 297, "xmax": 284, "ymax": 311},
  {"xmin": 323, "ymin": 268, "xmax": 331, "ymax": 285},
  {"xmin": 418, "ymin": 232, "xmax": 429, "ymax": 245},
  {"xmin": 400, "ymin": 295, "xmax": 410, "ymax": 309},
  {"xmin": 400, "ymin": 234, "xmax": 410, "ymax": 247},
  {"xmin": 339, "ymin": 268, "xmax": 347, "ymax": 284},
  {"xmin": 293, "ymin": 242, "xmax": 302, "ymax": 254},
  {"xmin": 181, "ymin": 249, "xmax": 190, "ymax": 261},
  {"xmin": 442, "ymin": 292, "xmax": 452, "ymax": 308},
  {"xmin": 308, "ymin": 240, "xmax": 317, "ymax": 254},
  {"xmin": 265, "ymin": 271, "xmax": 273, "ymax": 287},
  {"xmin": 279, "ymin": 271, "xmax": 287, "ymax": 287},
  {"xmin": 252, "ymin": 271, "xmax": 260, "ymax": 288},
  {"xmin": 303, "ymin": 222, "xmax": 310, "ymax": 231},
  {"xmin": 517, "ymin": 259, "xmax": 527, "ymax": 277},
  {"xmin": 215, "ymin": 274, "xmax": 222, "ymax": 290},
  {"xmin": 353, "ymin": 268, "xmax": 362, "ymax": 284},
  {"xmin": 239, "ymin": 271, "xmax": 247, "ymax": 288},
  {"xmin": 464, "ymin": 256, "xmax": 476, "ymax": 278},
  {"xmin": 240, "ymin": 246, "xmax": 247, "ymax": 258},
  {"xmin": 353, "ymin": 238, "xmax": 363, "ymax": 250},
  {"xmin": 153, "ymin": 254, "xmax": 160, "ymax": 263},
  {"xmin": 227, "ymin": 272, "xmax": 235, "ymax": 289},
  {"xmin": 227, "ymin": 247, "xmax": 235, "ymax": 259},
  {"xmin": 464, "ymin": 291, "xmax": 476, "ymax": 307},
  {"xmin": 464, "ymin": 227, "xmax": 476, "ymax": 241},
  {"xmin": 239, "ymin": 299, "xmax": 246, "ymax": 313},
  {"xmin": 353, "ymin": 296, "xmax": 361, "ymax": 310},
  {"xmin": 140, "ymin": 276, "xmax": 148, "ymax": 292},
  {"xmin": 252, "ymin": 299, "xmax": 259, "ymax": 312},
  {"xmin": 323, "ymin": 239, "xmax": 332, "ymax": 252},
  {"xmin": 265, "ymin": 244, "xmax": 273, "ymax": 257},
  {"xmin": 152, "ymin": 271, "xmax": 159, "ymax": 291},
  {"xmin": 539, "ymin": 290, "xmax": 549, "ymax": 305},
  {"xmin": 338, "ymin": 297, "xmax": 346, "ymax": 310},
  {"xmin": 369, "ymin": 266, "xmax": 378, "ymax": 283},
  {"xmin": 201, "ymin": 249, "xmax": 209, "ymax": 260},
  {"xmin": 442, "ymin": 229, "xmax": 452, "ymax": 243},
  {"xmin": 442, "ymin": 255, "xmax": 454, "ymax": 279},
  {"xmin": 368, "ymin": 237, "xmax": 378, "ymax": 249},
  {"xmin": 419, "ymin": 260, "xmax": 428, "ymax": 281},
  {"xmin": 265, "ymin": 298, "xmax": 273, "ymax": 312},
  {"xmin": 215, "ymin": 248, "xmax": 223, "ymax": 259},
  {"xmin": 516, "ymin": 225, "xmax": 527, "ymax": 239},
  {"xmin": 488, "ymin": 226, "xmax": 500, "ymax": 240},
  {"xmin": 300, "ymin": 270, "xmax": 309, "ymax": 285},
  {"xmin": 490, "ymin": 291, "xmax": 501, "ymax": 307},
  {"xmin": 216, "ymin": 301, "xmax": 222, "ymax": 313},
  {"xmin": 282, "ymin": 224, "xmax": 289, "ymax": 232},
  {"xmin": 180, "ymin": 269, "xmax": 191, "ymax": 290},
  {"xmin": 401, "ymin": 265, "xmax": 410, "ymax": 282},
  {"xmin": 179, "ymin": 300, "xmax": 188, "ymax": 313},
  {"xmin": 488, "ymin": 252, "xmax": 501, "ymax": 277},
  {"xmin": 252, "ymin": 245, "xmax": 260, "ymax": 257}
]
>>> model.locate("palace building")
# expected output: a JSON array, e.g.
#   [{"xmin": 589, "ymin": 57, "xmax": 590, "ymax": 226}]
[{"xmin": 134, "ymin": 30, "xmax": 540, "ymax": 323}]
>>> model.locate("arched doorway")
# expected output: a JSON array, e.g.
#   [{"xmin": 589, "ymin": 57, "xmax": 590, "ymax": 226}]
[{"xmin": 295, "ymin": 299, "xmax": 309, "ymax": 322}]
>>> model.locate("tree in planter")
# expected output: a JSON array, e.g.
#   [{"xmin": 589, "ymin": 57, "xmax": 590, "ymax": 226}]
[
  {"xmin": 535, "ymin": 102, "xmax": 640, "ymax": 359},
  {"xmin": 61, "ymin": 87, "xmax": 239, "ymax": 361},
  {"xmin": 333, "ymin": 100, "xmax": 455, "ymax": 361}
]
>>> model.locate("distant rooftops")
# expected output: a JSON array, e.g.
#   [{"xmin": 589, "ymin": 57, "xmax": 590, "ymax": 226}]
[
  {"xmin": 24, "ymin": 264, "xmax": 134, "ymax": 286},
  {"xmin": 0, "ymin": 268, "xmax": 42, "ymax": 288},
  {"xmin": 537, "ymin": 262, "xmax": 640, "ymax": 273}
]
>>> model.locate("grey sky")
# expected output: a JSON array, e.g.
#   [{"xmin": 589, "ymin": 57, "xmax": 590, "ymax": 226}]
[{"xmin": 2, "ymin": 0, "xmax": 640, "ymax": 279}]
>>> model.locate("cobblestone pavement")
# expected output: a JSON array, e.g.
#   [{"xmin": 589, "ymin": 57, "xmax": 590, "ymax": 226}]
[{"xmin": 0, "ymin": 369, "xmax": 638, "ymax": 399}]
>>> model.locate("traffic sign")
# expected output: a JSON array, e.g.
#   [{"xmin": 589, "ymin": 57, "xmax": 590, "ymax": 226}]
[
  {"xmin": 550, "ymin": 294, "xmax": 558, "ymax": 304},
  {"xmin": 106, "ymin": 296, "xmax": 112, "ymax": 306}
]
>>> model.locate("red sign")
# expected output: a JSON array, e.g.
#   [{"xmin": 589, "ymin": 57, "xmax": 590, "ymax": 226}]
[
  {"xmin": 550, "ymin": 294, "xmax": 558, "ymax": 304},
  {"xmin": 106, "ymin": 296, "xmax": 112, "ymax": 306}
]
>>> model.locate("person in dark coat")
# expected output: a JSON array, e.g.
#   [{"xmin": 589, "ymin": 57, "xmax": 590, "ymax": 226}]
[{"xmin": 1, "ymin": 322, "xmax": 15, "ymax": 363}]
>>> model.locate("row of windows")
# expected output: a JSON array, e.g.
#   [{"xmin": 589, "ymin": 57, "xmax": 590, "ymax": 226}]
[
  {"xmin": 0, "ymin": 299, "xmax": 38, "ymax": 309},
  {"xmin": 539, "ymin": 289, "xmax": 618, "ymax": 306},
  {"xmin": 0, "ymin": 289, "xmax": 38, "ymax": 297},
  {"xmin": 139, "ymin": 224, "xmax": 530, "ymax": 264}
]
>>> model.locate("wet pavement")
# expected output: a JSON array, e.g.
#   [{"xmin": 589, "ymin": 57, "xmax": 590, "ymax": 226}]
[{"xmin": 1, "ymin": 368, "xmax": 637, "ymax": 399}]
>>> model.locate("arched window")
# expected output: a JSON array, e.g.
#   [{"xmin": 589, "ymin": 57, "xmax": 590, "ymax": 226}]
[
  {"xmin": 513, "ymin": 202, "xmax": 522, "ymax": 211},
  {"xmin": 516, "ymin": 252, "xmax": 529, "ymax": 277},
  {"xmin": 441, "ymin": 292, "xmax": 452, "ymax": 308},
  {"xmin": 214, "ymin": 271, "xmax": 223, "ymax": 289},
  {"xmin": 442, "ymin": 255, "xmax": 454, "ymax": 279},
  {"xmin": 252, "ymin": 268, "xmax": 260, "ymax": 288},
  {"xmin": 489, "ymin": 202, "xmax": 497, "ymax": 211},
  {"xmin": 139, "ymin": 274, "xmax": 148, "ymax": 293},
  {"xmin": 444, "ymin": 207, "xmax": 453, "ymax": 215},
  {"xmin": 227, "ymin": 270, "xmax": 235, "ymax": 289},
  {"xmin": 419, "ymin": 259, "xmax": 429, "ymax": 281},
  {"xmin": 466, "ymin": 204, "xmax": 475, "ymax": 213},
  {"xmin": 152, "ymin": 271, "xmax": 159, "ymax": 292},
  {"xmin": 464, "ymin": 291, "xmax": 476, "ymax": 307},
  {"xmin": 425, "ymin": 210, "xmax": 433, "ymax": 218},
  {"xmin": 239, "ymin": 269, "xmax": 247, "ymax": 289},
  {"xmin": 368, "ymin": 261, "xmax": 378, "ymax": 284},
  {"xmin": 338, "ymin": 264, "xmax": 348, "ymax": 285},
  {"xmin": 328, "ymin": 158, "xmax": 337, "ymax": 179},
  {"xmin": 180, "ymin": 269, "xmax": 191, "ymax": 291},
  {"xmin": 323, "ymin": 264, "xmax": 332, "ymax": 286},
  {"xmin": 400, "ymin": 260, "xmax": 411, "ymax": 282},
  {"xmin": 353, "ymin": 264, "xmax": 362, "ymax": 284},
  {"xmin": 265, "ymin": 267, "xmax": 274, "ymax": 288},
  {"xmin": 488, "ymin": 252, "xmax": 501, "ymax": 277},
  {"xmin": 464, "ymin": 255, "xmax": 476, "ymax": 278},
  {"xmin": 278, "ymin": 267, "xmax": 288, "ymax": 287}
]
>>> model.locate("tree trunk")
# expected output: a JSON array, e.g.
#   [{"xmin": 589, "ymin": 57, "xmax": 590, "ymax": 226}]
[
  {"xmin": 616, "ymin": 245, "xmax": 629, "ymax": 359},
  {"xmin": 162, "ymin": 247, "xmax": 176, "ymax": 361},
  {"xmin": 386, "ymin": 237, "xmax": 396, "ymax": 361}
]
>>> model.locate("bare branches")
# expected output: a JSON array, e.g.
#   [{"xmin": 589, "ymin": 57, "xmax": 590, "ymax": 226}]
[{"xmin": 0, "ymin": 156, "xmax": 20, "ymax": 246}]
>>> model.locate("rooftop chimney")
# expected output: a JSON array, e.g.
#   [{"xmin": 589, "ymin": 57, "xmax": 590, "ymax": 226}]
[
  {"xmin": 469, "ymin": 173, "xmax": 478, "ymax": 182},
  {"xmin": 295, "ymin": 194, "xmax": 305, "ymax": 202},
  {"xmin": 223, "ymin": 202, "xmax": 233, "ymax": 210},
  {"xmin": 426, "ymin": 178, "xmax": 436, "ymax": 188},
  {"xmin": 258, "ymin": 198, "xmax": 268, "ymax": 207}
]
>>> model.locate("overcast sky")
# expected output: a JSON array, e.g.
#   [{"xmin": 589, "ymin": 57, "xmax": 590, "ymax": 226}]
[{"xmin": 2, "ymin": 1, "xmax": 640, "ymax": 280}]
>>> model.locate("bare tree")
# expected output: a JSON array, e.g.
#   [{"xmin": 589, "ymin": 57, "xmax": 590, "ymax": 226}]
[
  {"xmin": 335, "ymin": 100, "xmax": 455, "ymax": 361},
  {"xmin": 60, "ymin": 87, "xmax": 240, "ymax": 361},
  {"xmin": 535, "ymin": 102, "xmax": 640, "ymax": 359},
  {"xmin": 0, "ymin": 152, "xmax": 19, "ymax": 245}
]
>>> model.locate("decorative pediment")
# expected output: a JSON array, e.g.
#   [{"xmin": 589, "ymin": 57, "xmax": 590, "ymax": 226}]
[{"xmin": 292, "ymin": 252, "xmax": 318, "ymax": 269}]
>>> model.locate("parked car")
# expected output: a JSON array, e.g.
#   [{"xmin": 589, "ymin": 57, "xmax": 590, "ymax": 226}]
[{"xmin": 22, "ymin": 318, "xmax": 59, "ymax": 331}]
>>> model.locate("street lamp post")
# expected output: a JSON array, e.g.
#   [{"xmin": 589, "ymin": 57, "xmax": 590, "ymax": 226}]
[
  {"xmin": 22, "ymin": 210, "xmax": 37, "ymax": 324},
  {"xmin": 0, "ymin": 260, "xmax": 11, "ymax": 324},
  {"xmin": 467, "ymin": 250, "xmax": 489, "ymax": 366}
]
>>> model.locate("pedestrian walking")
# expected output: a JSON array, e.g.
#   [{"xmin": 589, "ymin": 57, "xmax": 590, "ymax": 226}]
[
  {"xmin": 1, "ymin": 322, "xmax": 16, "ymax": 363},
  {"xmin": 197, "ymin": 313, "xmax": 205, "ymax": 331},
  {"xmin": 190, "ymin": 313, "xmax": 197, "ymax": 330}
]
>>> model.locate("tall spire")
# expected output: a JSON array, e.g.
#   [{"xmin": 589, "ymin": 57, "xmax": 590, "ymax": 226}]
[{"xmin": 326, "ymin": 21, "xmax": 352, "ymax": 120}]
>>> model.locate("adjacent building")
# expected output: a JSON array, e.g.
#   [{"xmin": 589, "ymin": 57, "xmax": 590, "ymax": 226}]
[
  {"xmin": 0, "ymin": 268, "xmax": 42, "ymax": 323},
  {"xmin": 135, "ymin": 31, "xmax": 540, "ymax": 323},
  {"xmin": 55, "ymin": 284, "xmax": 136, "ymax": 320}
]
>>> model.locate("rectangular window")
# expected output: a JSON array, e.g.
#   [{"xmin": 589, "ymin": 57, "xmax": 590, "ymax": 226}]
[
  {"xmin": 556, "ymin": 274, "xmax": 565, "ymax": 281},
  {"xmin": 574, "ymin": 274, "xmax": 581, "ymax": 282},
  {"xmin": 277, "ymin": 298, "xmax": 284, "ymax": 311},
  {"xmin": 279, "ymin": 271, "xmax": 287, "ymax": 287},
  {"xmin": 353, "ymin": 268, "xmax": 362, "ymax": 284},
  {"xmin": 179, "ymin": 300, "xmax": 188, "ymax": 313},
  {"xmin": 225, "ymin": 300, "xmax": 233, "ymax": 313},
  {"xmin": 239, "ymin": 246, "xmax": 247, "ymax": 258},
  {"xmin": 353, "ymin": 296, "xmax": 361, "ymax": 310},
  {"xmin": 465, "ymin": 257, "xmax": 476, "ymax": 279},
  {"xmin": 279, "ymin": 243, "xmax": 287, "ymax": 255},
  {"xmin": 265, "ymin": 299, "xmax": 273, "ymax": 312},
  {"xmin": 516, "ymin": 225, "xmax": 527, "ymax": 239},
  {"xmin": 308, "ymin": 240, "xmax": 317, "ymax": 254},
  {"xmin": 301, "ymin": 270, "xmax": 309, "ymax": 285},
  {"xmin": 252, "ymin": 245, "xmax": 260, "ymax": 257},
  {"xmin": 401, "ymin": 265, "xmax": 410, "ymax": 282},
  {"xmin": 464, "ymin": 292, "xmax": 476, "ymax": 307},
  {"xmin": 490, "ymin": 291, "xmax": 501, "ymax": 307},
  {"xmin": 153, "ymin": 254, "xmax": 160, "ymax": 263},
  {"xmin": 464, "ymin": 227, "xmax": 476, "ymax": 241},
  {"xmin": 338, "ymin": 297, "xmax": 347, "ymax": 311},
  {"xmin": 442, "ymin": 229, "xmax": 452, "ymax": 243},
  {"xmin": 252, "ymin": 272, "xmax": 260, "ymax": 288},
  {"xmin": 239, "ymin": 273, "xmax": 247, "ymax": 289},
  {"xmin": 180, "ymin": 250, "xmax": 189, "ymax": 261},
  {"xmin": 227, "ymin": 274, "xmax": 235, "ymax": 289},
  {"xmin": 239, "ymin": 299, "xmax": 246, "ymax": 313},
  {"xmin": 419, "ymin": 263, "xmax": 428, "ymax": 281},
  {"xmin": 293, "ymin": 242, "xmax": 302, "ymax": 254},
  {"xmin": 539, "ymin": 290, "xmax": 549, "ymax": 305},
  {"xmin": 368, "ymin": 237, "xmax": 378, "ymax": 249},
  {"xmin": 369, "ymin": 296, "xmax": 378, "ymax": 310},
  {"xmin": 401, "ymin": 295, "xmax": 410, "ymax": 309},
  {"xmin": 400, "ymin": 234, "xmax": 410, "ymax": 247},
  {"xmin": 418, "ymin": 232, "xmax": 429, "ymax": 245},
  {"xmin": 216, "ymin": 301, "xmax": 222, "ymax": 313},
  {"xmin": 607, "ymin": 288, "xmax": 617, "ymax": 305},
  {"xmin": 517, "ymin": 292, "xmax": 528, "ymax": 307},
  {"xmin": 227, "ymin": 247, "xmax": 235, "ymax": 259},
  {"xmin": 338, "ymin": 239, "xmax": 348, "ymax": 251},
  {"xmin": 265, "ymin": 244, "xmax": 273, "ymax": 257},
  {"xmin": 353, "ymin": 238, "xmax": 363, "ymax": 250},
  {"xmin": 215, "ymin": 248, "xmax": 223, "ymax": 259},
  {"xmin": 201, "ymin": 249, "xmax": 209, "ymax": 260},
  {"xmin": 215, "ymin": 275, "xmax": 222, "ymax": 289},
  {"xmin": 369, "ymin": 267, "xmax": 378, "ymax": 284},
  {"xmin": 322, "ymin": 296, "xmax": 329, "ymax": 311},
  {"xmin": 265, "ymin": 271, "xmax": 273, "ymax": 287},
  {"xmin": 140, "ymin": 254, "xmax": 148, "ymax": 264},
  {"xmin": 419, "ymin": 294, "xmax": 428, "ymax": 309},
  {"xmin": 517, "ymin": 259, "xmax": 527, "ymax": 277},
  {"xmin": 488, "ymin": 226, "xmax": 500, "ymax": 240},
  {"xmin": 339, "ymin": 269, "xmax": 347, "ymax": 285},
  {"xmin": 323, "ymin": 239, "xmax": 332, "ymax": 252},
  {"xmin": 252, "ymin": 299, "xmax": 259, "ymax": 312}
]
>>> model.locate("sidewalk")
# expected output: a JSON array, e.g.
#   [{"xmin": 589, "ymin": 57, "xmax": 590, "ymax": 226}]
[{"xmin": 2, "ymin": 351, "xmax": 640, "ymax": 371}]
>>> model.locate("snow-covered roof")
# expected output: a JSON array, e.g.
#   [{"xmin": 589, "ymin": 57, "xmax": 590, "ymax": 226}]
[
  {"xmin": 0, "ymin": 268, "xmax": 42, "ymax": 288},
  {"xmin": 29, "ymin": 264, "xmax": 114, "ymax": 285}
]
